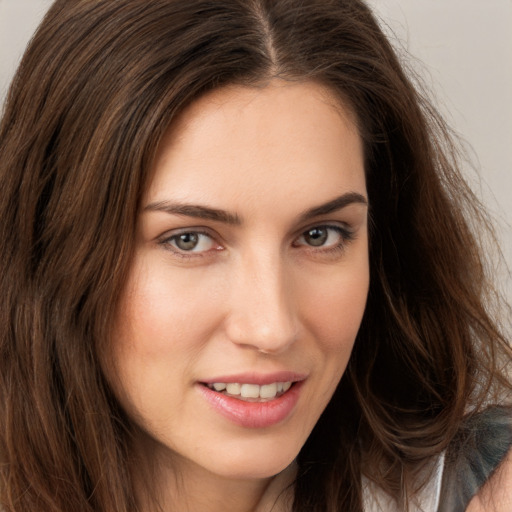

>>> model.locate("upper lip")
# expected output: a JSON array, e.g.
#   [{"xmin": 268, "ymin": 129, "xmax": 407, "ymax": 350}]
[{"xmin": 200, "ymin": 371, "xmax": 307, "ymax": 386}]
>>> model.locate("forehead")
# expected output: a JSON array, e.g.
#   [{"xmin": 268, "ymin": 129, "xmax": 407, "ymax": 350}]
[{"xmin": 146, "ymin": 80, "xmax": 366, "ymax": 216}]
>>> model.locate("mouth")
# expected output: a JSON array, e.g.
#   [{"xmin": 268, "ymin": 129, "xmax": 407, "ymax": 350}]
[
  {"xmin": 198, "ymin": 377, "xmax": 304, "ymax": 428},
  {"xmin": 202, "ymin": 381, "xmax": 294, "ymax": 402}
]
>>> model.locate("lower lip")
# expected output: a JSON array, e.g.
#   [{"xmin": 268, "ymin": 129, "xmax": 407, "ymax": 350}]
[{"xmin": 198, "ymin": 382, "xmax": 303, "ymax": 429}]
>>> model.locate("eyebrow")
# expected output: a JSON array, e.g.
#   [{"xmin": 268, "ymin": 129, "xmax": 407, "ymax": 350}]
[
  {"xmin": 144, "ymin": 192, "xmax": 367, "ymax": 225},
  {"xmin": 144, "ymin": 201, "xmax": 242, "ymax": 225},
  {"xmin": 298, "ymin": 192, "xmax": 367, "ymax": 222}
]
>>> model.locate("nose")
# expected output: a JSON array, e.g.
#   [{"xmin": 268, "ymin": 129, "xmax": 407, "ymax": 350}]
[{"xmin": 224, "ymin": 250, "xmax": 299, "ymax": 354}]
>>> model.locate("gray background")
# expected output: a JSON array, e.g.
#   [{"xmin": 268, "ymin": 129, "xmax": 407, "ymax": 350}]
[{"xmin": 1, "ymin": 0, "xmax": 511, "ymax": 301}]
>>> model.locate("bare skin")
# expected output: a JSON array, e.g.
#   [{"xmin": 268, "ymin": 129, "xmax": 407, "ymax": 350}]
[{"xmin": 131, "ymin": 436, "xmax": 297, "ymax": 512}]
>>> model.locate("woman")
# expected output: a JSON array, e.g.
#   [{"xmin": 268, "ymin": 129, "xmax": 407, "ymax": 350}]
[{"xmin": 0, "ymin": 0, "xmax": 510, "ymax": 511}]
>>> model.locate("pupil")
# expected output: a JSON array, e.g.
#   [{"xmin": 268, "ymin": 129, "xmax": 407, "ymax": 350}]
[
  {"xmin": 306, "ymin": 228, "xmax": 327, "ymax": 246},
  {"xmin": 176, "ymin": 233, "xmax": 199, "ymax": 250}
]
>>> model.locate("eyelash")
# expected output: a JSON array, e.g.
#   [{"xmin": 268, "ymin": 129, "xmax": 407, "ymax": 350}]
[
  {"xmin": 293, "ymin": 225, "xmax": 355, "ymax": 256},
  {"xmin": 159, "ymin": 229, "xmax": 221, "ymax": 258},
  {"xmin": 158, "ymin": 224, "xmax": 355, "ymax": 259}
]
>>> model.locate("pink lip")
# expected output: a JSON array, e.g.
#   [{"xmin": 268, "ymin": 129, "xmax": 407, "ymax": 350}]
[{"xmin": 197, "ymin": 375, "xmax": 305, "ymax": 429}]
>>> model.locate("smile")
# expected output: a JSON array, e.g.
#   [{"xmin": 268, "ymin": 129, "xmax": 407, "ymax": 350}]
[
  {"xmin": 198, "ymin": 375, "xmax": 305, "ymax": 428},
  {"xmin": 205, "ymin": 381, "xmax": 292, "ymax": 401}
]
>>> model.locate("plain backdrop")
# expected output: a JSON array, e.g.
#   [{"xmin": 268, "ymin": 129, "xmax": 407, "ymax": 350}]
[{"xmin": 1, "ymin": 0, "xmax": 511, "ymax": 301}]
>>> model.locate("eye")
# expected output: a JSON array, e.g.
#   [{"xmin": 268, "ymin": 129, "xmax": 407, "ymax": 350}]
[
  {"xmin": 161, "ymin": 231, "xmax": 218, "ymax": 254},
  {"xmin": 294, "ymin": 225, "xmax": 353, "ymax": 250}
]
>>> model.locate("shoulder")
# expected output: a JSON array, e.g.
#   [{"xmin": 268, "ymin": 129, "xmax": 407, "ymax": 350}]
[
  {"xmin": 439, "ymin": 406, "xmax": 512, "ymax": 512},
  {"xmin": 466, "ymin": 447, "xmax": 512, "ymax": 512}
]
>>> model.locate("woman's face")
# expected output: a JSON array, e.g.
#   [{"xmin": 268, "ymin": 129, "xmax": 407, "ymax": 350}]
[{"xmin": 108, "ymin": 80, "xmax": 369, "ymax": 481}]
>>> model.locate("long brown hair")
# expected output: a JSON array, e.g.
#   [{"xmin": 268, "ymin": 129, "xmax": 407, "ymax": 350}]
[{"xmin": 1, "ymin": 0, "xmax": 510, "ymax": 510}]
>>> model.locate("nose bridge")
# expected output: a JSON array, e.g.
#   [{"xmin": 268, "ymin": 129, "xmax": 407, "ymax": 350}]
[{"xmin": 225, "ymin": 245, "xmax": 298, "ymax": 353}]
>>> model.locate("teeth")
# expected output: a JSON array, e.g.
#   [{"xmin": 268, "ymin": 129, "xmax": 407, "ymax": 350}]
[
  {"xmin": 225, "ymin": 383, "xmax": 241, "ymax": 395},
  {"xmin": 208, "ymin": 381, "xmax": 293, "ymax": 399},
  {"xmin": 260, "ymin": 383, "xmax": 278, "ymax": 399},
  {"xmin": 241, "ymin": 384, "xmax": 260, "ymax": 398}
]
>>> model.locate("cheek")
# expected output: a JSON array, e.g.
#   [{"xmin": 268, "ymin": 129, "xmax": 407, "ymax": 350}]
[
  {"xmin": 104, "ymin": 260, "xmax": 210, "ymax": 410},
  {"xmin": 301, "ymin": 257, "xmax": 369, "ymax": 356},
  {"xmin": 115, "ymin": 260, "xmax": 222, "ymax": 359}
]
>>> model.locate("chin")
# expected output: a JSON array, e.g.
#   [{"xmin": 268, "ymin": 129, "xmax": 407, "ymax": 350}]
[{"xmin": 197, "ymin": 438, "xmax": 301, "ymax": 480}]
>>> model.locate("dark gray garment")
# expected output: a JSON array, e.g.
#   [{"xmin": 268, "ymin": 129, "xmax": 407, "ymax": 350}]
[{"xmin": 437, "ymin": 406, "xmax": 512, "ymax": 512}]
